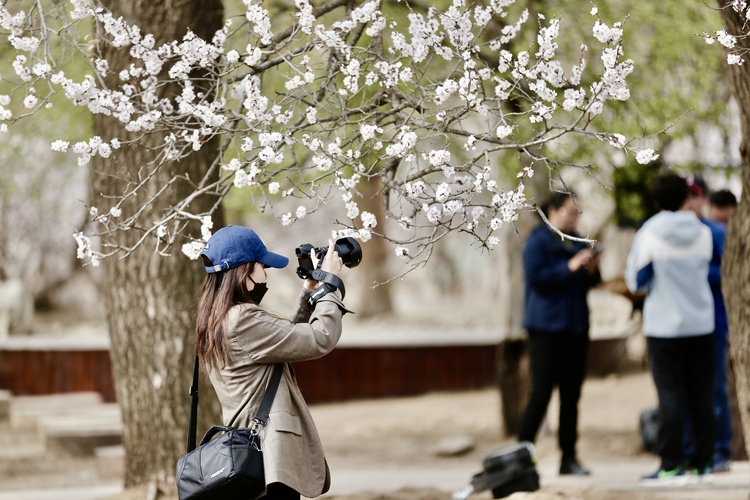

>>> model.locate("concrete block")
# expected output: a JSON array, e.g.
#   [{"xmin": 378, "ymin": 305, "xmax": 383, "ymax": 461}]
[
  {"xmin": 95, "ymin": 445, "xmax": 125, "ymax": 480},
  {"xmin": 0, "ymin": 390, "xmax": 11, "ymax": 420},
  {"xmin": 10, "ymin": 392, "xmax": 104, "ymax": 431},
  {"xmin": 38, "ymin": 409, "xmax": 122, "ymax": 457}
]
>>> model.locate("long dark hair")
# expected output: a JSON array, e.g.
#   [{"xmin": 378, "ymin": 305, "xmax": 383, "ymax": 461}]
[{"xmin": 195, "ymin": 260, "xmax": 256, "ymax": 372}]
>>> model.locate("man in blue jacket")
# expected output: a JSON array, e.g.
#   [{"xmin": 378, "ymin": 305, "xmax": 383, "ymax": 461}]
[
  {"xmin": 685, "ymin": 177, "xmax": 732, "ymax": 472},
  {"xmin": 518, "ymin": 192, "xmax": 600, "ymax": 476},
  {"xmin": 626, "ymin": 173, "xmax": 715, "ymax": 486}
]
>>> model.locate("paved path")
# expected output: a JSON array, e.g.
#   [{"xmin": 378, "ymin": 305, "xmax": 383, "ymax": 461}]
[
  {"xmin": 316, "ymin": 461, "xmax": 750, "ymax": 498},
  {"xmin": 0, "ymin": 461, "xmax": 744, "ymax": 499}
]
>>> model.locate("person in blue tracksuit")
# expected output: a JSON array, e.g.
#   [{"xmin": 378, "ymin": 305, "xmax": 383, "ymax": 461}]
[
  {"xmin": 518, "ymin": 192, "xmax": 600, "ymax": 476},
  {"xmin": 626, "ymin": 173, "xmax": 715, "ymax": 486},
  {"xmin": 684, "ymin": 177, "xmax": 733, "ymax": 472}
]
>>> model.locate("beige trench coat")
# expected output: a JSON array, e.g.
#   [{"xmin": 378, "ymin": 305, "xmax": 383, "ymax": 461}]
[{"xmin": 208, "ymin": 289, "xmax": 347, "ymax": 498}]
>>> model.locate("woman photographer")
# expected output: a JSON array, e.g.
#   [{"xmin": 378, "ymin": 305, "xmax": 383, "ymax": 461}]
[{"xmin": 195, "ymin": 225, "xmax": 348, "ymax": 500}]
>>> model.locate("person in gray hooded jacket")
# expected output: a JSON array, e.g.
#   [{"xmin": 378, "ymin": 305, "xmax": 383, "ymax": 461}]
[{"xmin": 625, "ymin": 173, "xmax": 715, "ymax": 486}]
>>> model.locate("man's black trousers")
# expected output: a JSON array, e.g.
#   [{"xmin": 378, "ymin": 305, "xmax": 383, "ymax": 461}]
[{"xmin": 647, "ymin": 334, "xmax": 715, "ymax": 471}]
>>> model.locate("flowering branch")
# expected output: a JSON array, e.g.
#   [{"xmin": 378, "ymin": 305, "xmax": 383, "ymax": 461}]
[{"xmin": 0, "ymin": 0, "xmax": 657, "ymax": 267}]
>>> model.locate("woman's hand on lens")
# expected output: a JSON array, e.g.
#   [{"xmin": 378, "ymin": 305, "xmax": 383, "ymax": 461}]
[
  {"xmin": 321, "ymin": 239, "xmax": 343, "ymax": 275},
  {"xmin": 305, "ymin": 248, "xmax": 321, "ymax": 291}
]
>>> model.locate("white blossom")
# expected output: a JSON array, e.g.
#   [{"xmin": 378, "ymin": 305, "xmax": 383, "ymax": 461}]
[
  {"xmin": 51, "ymin": 140, "xmax": 70, "ymax": 152},
  {"xmin": 394, "ymin": 246, "xmax": 409, "ymax": 259},
  {"xmin": 716, "ymin": 29, "xmax": 737, "ymax": 49},
  {"xmin": 361, "ymin": 211, "xmax": 377, "ymax": 229},
  {"xmin": 496, "ymin": 125, "xmax": 513, "ymax": 138},
  {"xmin": 435, "ymin": 182, "xmax": 451, "ymax": 202},
  {"xmin": 233, "ymin": 169, "xmax": 249, "ymax": 188},
  {"xmin": 74, "ymin": 232, "xmax": 94, "ymax": 260},
  {"xmin": 296, "ymin": 0, "xmax": 315, "ymax": 33},
  {"xmin": 346, "ymin": 201, "xmax": 360, "ymax": 219},
  {"xmin": 608, "ymin": 134, "xmax": 627, "ymax": 148},
  {"xmin": 562, "ymin": 88, "xmax": 585, "ymax": 111},
  {"xmin": 182, "ymin": 241, "xmax": 205, "ymax": 260},
  {"xmin": 9, "ymin": 35, "xmax": 40, "ymax": 53},
  {"xmin": 360, "ymin": 123, "xmax": 382, "ymax": 141},
  {"xmin": 306, "ymin": 107, "xmax": 317, "ymax": 124},
  {"xmin": 357, "ymin": 228, "xmax": 372, "ymax": 241},
  {"xmin": 728, "ymin": 53, "xmax": 744, "ymax": 65},
  {"xmin": 200, "ymin": 216, "xmax": 213, "ymax": 241},
  {"xmin": 226, "ymin": 49, "xmax": 240, "ymax": 63},
  {"xmin": 426, "ymin": 149, "xmax": 451, "ymax": 166},
  {"xmin": 592, "ymin": 20, "xmax": 622, "ymax": 44},
  {"xmin": 398, "ymin": 217, "xmax": 413, "ymax": 230},
  {"xmin": 422, "ymin": 203, "xmax": 442, "ymax": 223},
  {"xmin": 636, "ymin": 148, "xmax": 659, "ymax": 164}
]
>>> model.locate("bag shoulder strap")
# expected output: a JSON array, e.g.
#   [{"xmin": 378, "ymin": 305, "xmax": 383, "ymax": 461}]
[
  {"xmin": 187, "ymin": 354, "xmax": 201, "ymax": 453},
  {"xmin": 252, "ymin": 363, "xmax": 284, "ymax": 426},
  {"xmin": 186, "ymin": 357, "xmax": 284, "ymax": 453}
]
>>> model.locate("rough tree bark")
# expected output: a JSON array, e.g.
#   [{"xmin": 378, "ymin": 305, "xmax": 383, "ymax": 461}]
[
  {"xmin": 496, "ymin": 157, "xmax": 548, "ymax": 437},
  {"xmin": 355, "ymin": 178, "xmax": 393, "ymax": 318},
  {"xmin": 92, "ymin": 0, "xmax": 224, "ymax": 490},
  {"xmin": 717, "ymin": 0, "xmax": 750, "ymax": 465}
]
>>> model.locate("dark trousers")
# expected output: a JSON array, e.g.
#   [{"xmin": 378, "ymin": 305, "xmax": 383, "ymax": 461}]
[
  {"xmin": 518, "ymin": 332, "xmax": 589, "ymax": 461},
  {"xmin": 259, "ymin": 483, "xmax": 300, "ymax": 500},
  {"xmin": 648, "ymin": 335, "xmax": 715, "ymax": 470},
  {"xmin": 712, "ymin": 331, "xmax": 733, "ymax": 463},
  {"xmin": 683, "ymin": 330, "xmax": 732, "ymax": 465}
]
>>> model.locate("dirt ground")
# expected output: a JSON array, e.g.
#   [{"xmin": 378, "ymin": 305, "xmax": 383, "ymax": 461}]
[{"xmin": 2, "ymin": 348, "xmax": 747, "ymax": 500}]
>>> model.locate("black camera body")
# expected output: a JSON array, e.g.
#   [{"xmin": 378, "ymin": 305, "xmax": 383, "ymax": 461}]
[{"xmin": 295, "ymin": 237, "xmax": 362, "ymax": 280}]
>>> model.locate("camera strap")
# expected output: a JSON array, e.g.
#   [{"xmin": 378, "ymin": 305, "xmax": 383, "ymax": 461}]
[{"xmin": 311, "ymin": 269, "xmax": 346, "ymax": 299}]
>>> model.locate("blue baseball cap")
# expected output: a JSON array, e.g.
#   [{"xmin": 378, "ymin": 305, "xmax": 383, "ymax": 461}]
[{"xmin": 201, "ymin": 225, "xmax": 289, "ymax": 273}]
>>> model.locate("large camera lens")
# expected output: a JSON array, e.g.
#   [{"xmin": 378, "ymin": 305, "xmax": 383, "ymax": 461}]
[{"xmin": 334, "ymin": 237, "xmax": 362, "ymax": 268}]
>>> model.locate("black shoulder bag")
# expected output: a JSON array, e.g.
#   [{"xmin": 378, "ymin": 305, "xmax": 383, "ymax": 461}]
[{"xmin": 176, "ymin": 356, "xmax": 284, "ymax": 500}]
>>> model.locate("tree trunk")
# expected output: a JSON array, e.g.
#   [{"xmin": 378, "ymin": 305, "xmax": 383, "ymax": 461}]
[
  {"xmin": 496, "ymin": 157, "xmax": 549, "ymax": 437},
  {"xmin": 496, "ymin": 339, "xmax": 529, "ymax": 436},
  {"xmin": 92, "ymin": 0, "xmax": 223, "ymax": 490},
  {"xmin": 727, "ymin": 356, "xmax": 748, "ymax": 460},
  {"xmin": 717, "ymin": 0, "xmax": 750, "ymax": 465},
  {"xmin": 355, "ymin": 178, "xmax": 393, "ymax": 318}
]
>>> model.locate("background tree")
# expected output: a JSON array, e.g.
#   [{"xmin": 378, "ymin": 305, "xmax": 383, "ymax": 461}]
[
  {"xmin": 715, "ymin": 0, "xmax": 750, "ymax": 463},
  {"xmin": 92, "ymin": 0, "xmax": 225, "ymax": 492}
]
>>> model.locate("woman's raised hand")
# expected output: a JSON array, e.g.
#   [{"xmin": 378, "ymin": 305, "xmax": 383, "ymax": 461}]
[{"xmin": 320, "ymin": 239, "xmax": 343, "ymax": 275}]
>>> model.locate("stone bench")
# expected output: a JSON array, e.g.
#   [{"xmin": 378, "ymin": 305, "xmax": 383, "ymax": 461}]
[
  {"xmin": 95, "ymin": 445, "xmax": 125, "ymax": 480},
  {"xmin": 37, "ymin": 407, "xmax": 122, "ymax": 457},
  {"xmin": 0, "ymin": 390, "xmax": 11, "ymax": 421},
  {"xmin": 10, "ymin": 392, "xmax": 104, "ymax": 431}
]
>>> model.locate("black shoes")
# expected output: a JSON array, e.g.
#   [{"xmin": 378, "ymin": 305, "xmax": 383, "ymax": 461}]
[{"xmin": 560, "ymin": 459, "xmax": 591, "ymax": 476}]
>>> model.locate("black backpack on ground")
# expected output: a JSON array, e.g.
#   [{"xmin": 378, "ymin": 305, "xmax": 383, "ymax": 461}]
[{"xmin": 454, "ymin": 442, "xmax": 540, "ymax": 499}]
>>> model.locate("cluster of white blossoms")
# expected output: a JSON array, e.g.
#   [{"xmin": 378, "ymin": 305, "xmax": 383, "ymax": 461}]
[
  {"xmin": 0, "ymin": 0, "xmax": 657, "ymax": 266},
  {"xmin": 703, "ymin": 8, "xmax": 748, "ymax": 67}
]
